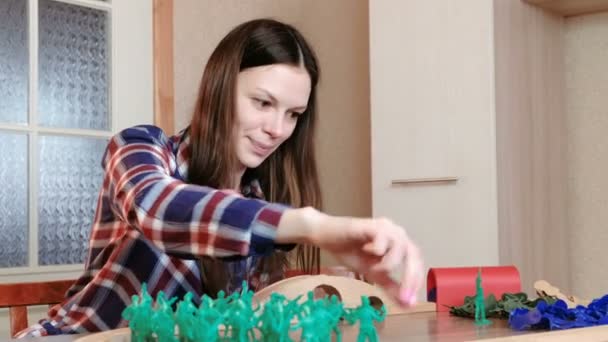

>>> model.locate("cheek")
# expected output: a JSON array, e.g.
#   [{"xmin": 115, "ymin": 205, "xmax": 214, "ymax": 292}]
[
  {"xmin": 281, "ymin": 121, "xmax": 298, "ymax": 141},
  {"xmin": 235, "ymin": 104, "xmax": 260, "ymax": 132}
]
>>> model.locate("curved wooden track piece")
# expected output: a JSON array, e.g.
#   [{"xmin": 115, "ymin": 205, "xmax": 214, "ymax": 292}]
[{"xmin": 253, "ymin": 274, "xmax": 435, "ymax": 315}]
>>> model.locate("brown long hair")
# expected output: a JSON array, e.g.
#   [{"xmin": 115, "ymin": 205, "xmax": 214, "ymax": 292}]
[{"xmin": 188, "ymin": 19, "xmax": 322, "ymax": 283}]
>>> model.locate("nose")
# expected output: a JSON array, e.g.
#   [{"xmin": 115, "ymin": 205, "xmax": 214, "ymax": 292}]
[{"xmin": 262, "ymin": 112, "xmax": 285, "ymax": 139}]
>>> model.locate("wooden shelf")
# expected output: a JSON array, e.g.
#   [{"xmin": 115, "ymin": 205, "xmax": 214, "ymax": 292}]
[{"xmin": 524, "ymin": 0, "xmax": 608, "ymax": 17}]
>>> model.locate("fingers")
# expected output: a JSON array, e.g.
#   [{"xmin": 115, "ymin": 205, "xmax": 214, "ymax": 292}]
[
  {"xmin": 369, "ymin": 239, "xmax": 405, "ymax": 275},
  {"xmin": 365, "ymin": 218, "xmax": 407, "ymax": 271},
  {"xmin": 363, "ymin": 218, "xmax": 424, "ymax": 307},
  {"xmin": 331, "ymin": 215, "xmax": 424, "ymax": 308},
  {"xmin": 362, "ymin": 233, "xmax": 390, "ymax": 256},
  {"xmin": 369, "ymin": 272, "xmax": 401, "ymax": 303},
  {"xmin": 399, "ymin": 241, "xmax": 424, "ymax": 306}
]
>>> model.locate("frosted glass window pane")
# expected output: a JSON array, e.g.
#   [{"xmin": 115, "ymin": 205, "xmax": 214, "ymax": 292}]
[
  {"xmin": 0, "ymin": 132, "xmax": 28, "ymax": 268},
  {"xmin": 38, "ymin": 0, "xmax": 109, "ymax": 130},
  {"xmin": 0, "ymin": 0, "xmax": 28, "ymax": 125},
  {"xmin": 38, "ymin": 135, "xmax": 107, "ymax": 265}
]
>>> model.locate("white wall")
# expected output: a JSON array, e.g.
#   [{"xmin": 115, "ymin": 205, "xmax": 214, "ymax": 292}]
[{"xmin": 369, "ymin": 0, "xmax": 499, "ymax": 291}]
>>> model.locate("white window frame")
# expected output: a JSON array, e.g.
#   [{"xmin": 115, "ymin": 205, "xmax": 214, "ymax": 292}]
[{"xmin": 0, "ymin": 0, "xmax": 153, "ymax": 283}]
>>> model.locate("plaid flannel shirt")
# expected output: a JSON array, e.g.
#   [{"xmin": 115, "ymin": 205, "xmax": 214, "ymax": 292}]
[{"xmin": 16, "ymin": 125, "xmax": 291, "ymax": 337}]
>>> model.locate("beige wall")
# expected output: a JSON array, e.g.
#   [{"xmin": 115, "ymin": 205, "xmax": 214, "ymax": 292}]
[
  {"xmin": 565, "ymin": 12, "xmax": 608, "ymax": 299},
  {"xmin": 494, "ymin": 2, "xmax": 608, "ymax": 299},
  {"xmin": 173, "ymin": 1, "xmax": 371, "ymax": 265},
  {"xmin": 494, "ymin": 0, "xmax": 570, "ymax": 295}
]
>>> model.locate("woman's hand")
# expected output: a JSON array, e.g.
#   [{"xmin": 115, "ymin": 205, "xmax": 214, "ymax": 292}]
[
  {"xmin": 314, "ymin": 214, "xmax": 424, "ymax": 307},
  {"xmin": 277, "ymin": 207, "xmax": 424, "ymax": 307}
]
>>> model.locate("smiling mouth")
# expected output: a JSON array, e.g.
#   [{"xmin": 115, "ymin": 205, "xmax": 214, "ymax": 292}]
[{"xmin": 249, "ymin": 138, "xmax": 274, "ymax": 155}]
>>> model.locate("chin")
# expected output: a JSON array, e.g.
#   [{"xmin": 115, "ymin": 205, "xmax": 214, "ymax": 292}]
[{"xmin": 240, "ymin": 155, "xmax": 266, "ymax": 169}]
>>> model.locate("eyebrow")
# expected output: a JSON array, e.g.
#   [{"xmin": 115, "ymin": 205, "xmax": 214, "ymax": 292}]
[{"xmin": 255, "ymin": 87, "xmax": 307, "ymax": 112}]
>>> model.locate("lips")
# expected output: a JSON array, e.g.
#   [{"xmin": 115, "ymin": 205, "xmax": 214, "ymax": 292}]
[{"xmin": 248, "ymin": 138, "xmax": 274, "ymax": 155}]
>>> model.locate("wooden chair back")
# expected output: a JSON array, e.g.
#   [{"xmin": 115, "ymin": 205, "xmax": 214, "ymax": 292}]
[{"xmin": 0, "ymin": 279, "xmax": 74, "ymax": 337}]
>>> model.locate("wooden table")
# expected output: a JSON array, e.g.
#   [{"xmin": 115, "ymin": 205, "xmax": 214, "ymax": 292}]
[{"xmin": 7, "ymin": 312, "xmax": 608, "ymax": 341}]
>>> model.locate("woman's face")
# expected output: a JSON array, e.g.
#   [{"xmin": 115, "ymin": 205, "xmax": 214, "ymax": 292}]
[{"xmin": 234, "ymin": 63, "xmax": 311, "ymax": 170}]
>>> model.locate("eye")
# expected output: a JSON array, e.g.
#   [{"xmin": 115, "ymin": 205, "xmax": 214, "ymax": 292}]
[
  {"xmin": 289, "ymin": 111, "xmax": 302, "ymax": 119},
  {"xmin": 253, "ymin": 97, "xmax": 272, "ymax": 109}
]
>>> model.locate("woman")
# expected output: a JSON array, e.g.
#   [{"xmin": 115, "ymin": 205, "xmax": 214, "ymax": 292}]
[{"xmin": 17, "ymin": 18, "xmax": 423, "ymax": 337}]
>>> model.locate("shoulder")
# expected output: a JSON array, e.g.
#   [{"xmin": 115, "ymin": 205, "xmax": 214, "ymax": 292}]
[
  {"xmin": 105, "ymin": 125, "xmax": 179, "ymax": 154},
  {"xmin": 112, "ymin": 125, "xmax": 173, "ymax": 146},
  {"xmin": 102, "ymin": 125, "xmax": 177, "ymax": 167}
]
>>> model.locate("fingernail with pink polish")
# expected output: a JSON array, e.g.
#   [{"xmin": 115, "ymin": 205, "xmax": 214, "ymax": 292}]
[{"xmin": 400, "ymin": 288, "xmax": 411, "ymax": 305}]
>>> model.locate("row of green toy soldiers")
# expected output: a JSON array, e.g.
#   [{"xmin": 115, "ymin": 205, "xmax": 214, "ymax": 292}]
[{"xmin": 122, "ymin": 281, "xmax": 387, "ymax": 342}]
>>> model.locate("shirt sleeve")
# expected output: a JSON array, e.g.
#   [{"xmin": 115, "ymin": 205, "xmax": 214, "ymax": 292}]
[{"xmin": 102, "ymin": 125, "xmax": 290, "ymax": 258}]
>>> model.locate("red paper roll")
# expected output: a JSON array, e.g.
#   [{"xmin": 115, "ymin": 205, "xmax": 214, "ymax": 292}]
[{"xmin": 426, "ymin": 266, "xmax": 521, "ymax": 312}]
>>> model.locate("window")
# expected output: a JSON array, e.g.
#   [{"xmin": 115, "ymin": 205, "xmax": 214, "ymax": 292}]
[{"xmin": 0, "ymin": 0, "xmax": 152, "ymax": 282}]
